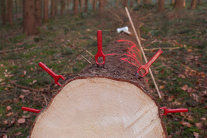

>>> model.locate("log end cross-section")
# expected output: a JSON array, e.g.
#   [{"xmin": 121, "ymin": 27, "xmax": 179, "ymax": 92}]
[{"xmin": 31, "ymin": 77, "xmax": 166, "ymax": 138}]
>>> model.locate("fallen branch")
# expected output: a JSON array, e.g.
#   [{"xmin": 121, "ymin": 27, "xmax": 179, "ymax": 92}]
[
  {"xmin": 144, "ymin": 47, "xmax": 181, "ymax": 51},
  {"xmin": 0, "ymin": 47, "xmax": 24, "ymax": 54},
  {"xmin": 10, "ymin": 81, "xmax": 39, "ymax": 92}
]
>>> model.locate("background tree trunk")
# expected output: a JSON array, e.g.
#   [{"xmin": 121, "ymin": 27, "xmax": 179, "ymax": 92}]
[
  {"xmin": 23, "ymin": 0, "xmax": 38, "ymax": 35},
  {"xmin": 84, "ymin": 0, "xmax": 88, "ymax": 12},
  {"xmin": 79, "ymin": 0, "xmax": 83, "ymax": 12},
  {"xmin": 35, "ymin": 0, "xmax": 42, "ymax": 27},
  {"xmin": 158, "ymin": 0, "xmax": 165, "ymax": 12},
  {"xmin": 51, "ymin": 0, "xmax": 56, "ymax": 18},
  {"xmin": 171, "ymin": 0, "xmax": 175, "ymax": 5},
  {"xmin": 98, "ymin": 0, "xmax": 103, "ymax": 15},
  {"xmin": 61, "ymin": 0, "xmax": 66, "ymax": 15},
  {"xmin": 122, "ymin": 0, "xmax": 128, "ymax": 7},
  {"xmin": 7, "ymin": 0, "xmax": 13, "ymax": 24},
  {"xmin": 190, "ymin": 0, "xmax": 197, "ymax": 9},
  {"xmin": 143, "ymin": 0, "xmax": 152, "ymax": 4},
  {"xmin": 73, "ymin": 0, "xmax": 79, "ymax": 15},
  {"xmin": 44, "ymin": 0, "xmax": 49, "ymax": 22},
  {"xmin": 92, "ymin": 0, "xmax": 97, "ymax": 11},
  {"xmin": 174, "ymin": 0, "xmax": 185, "ymax": 9},
  {"xmin": 197, "ymin": 0, "xmax": 201, "ymax": 5},
  {"xmin": 1, "ymin": 0, "xmax": 6, "ymax": 24},
  {"xmin": 129, "ymin": 0, "xmax": 134, "ymax": 8},
  {"xmin": 137, "ymin": 0, "xmax": 141, "ymax": 4}
]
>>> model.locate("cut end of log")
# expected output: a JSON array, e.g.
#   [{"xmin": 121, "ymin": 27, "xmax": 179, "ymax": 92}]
[{"xmin": 31, "ymin": 77, "xmax": 166, "ymax": 138}]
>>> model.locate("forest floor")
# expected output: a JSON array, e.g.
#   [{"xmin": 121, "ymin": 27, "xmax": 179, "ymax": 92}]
[{"xmin": 0, "ymin": 3, "xmax": 207, "ymax": 138}]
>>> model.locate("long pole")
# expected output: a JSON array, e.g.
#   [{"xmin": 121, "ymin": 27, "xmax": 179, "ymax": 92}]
[{"xmin": 125, "ymin": 7, "xmax": 162, "ymax": 99}]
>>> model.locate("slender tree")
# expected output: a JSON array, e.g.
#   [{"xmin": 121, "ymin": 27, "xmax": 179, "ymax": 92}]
[
  {"xmin": 174, "ymin": 0, "xmax": 185, "ymax": 9},
  {"xmin": 73, "ymin": 0, "xmax": 79, "ymax": 15},
  {"xmin": 92, "ymin": 0, "xmax": 97, "ymax": 11},
  {"xmin": 98, "ymin": 0, "xmax": 103, "ymax": 15},
  {"xmin": 137, "ymin": 0, "xmax": 141, "ymax": 4},
  {"xmin": 35, "ymin": 0, "xmax": 42, "ymax": 26},
  {"xmin": 198, "ymin": 0, "xmax": 201, "ymax": 5},
  {"xmin": 23, "ymin": 0, "xmax": 38, "ymax": 35},
  {"xmin": 79, "ymin": 0, "xmax": 83, "ymax": 12},
  {"xmin": 1, "ymin": 0, "xmax": 6, "ymax": 24},
  {"xmin": 122, "ymin": 0, "xmax": 128, "ymax": 7},
  {"xmin": 190, "ymin": 0, "xmax": 197, "ymax": 9},
  {"xmin": 7, "ymin": 0, "xmax": 13, "ymax": 24},
  {"xmin": 84, "ymin": 0, "xmax": 88, "ymax": 12},
  {"xmin": 44, "ymin": 0, "xmax": 49, "ymax": 22},
  {"xmin": 129, "ymin": 0, "xmax": 134, "ymax": 8},
  {"xmin": 158, "ymin": 0, "xmax": 165, "ymax": 12},
  {"xmin": 61, "ymin": 0, "xmax": 66, "ymax": 15},
  {"xmin": 143, "ymin": 0, "xmax": 152, "ymax": 4},
  {"xmin": 51, "ymin": 0, "xmax": 56, "ymax": 17},
  {"xmin": 171, "ymin": 0, "xmax": 175, "ymax": 5}
]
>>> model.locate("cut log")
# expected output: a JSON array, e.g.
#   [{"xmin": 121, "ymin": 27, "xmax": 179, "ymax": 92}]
[{"xmin": 31, "ymin": 77, "xmax": 166, "ymax": 138}]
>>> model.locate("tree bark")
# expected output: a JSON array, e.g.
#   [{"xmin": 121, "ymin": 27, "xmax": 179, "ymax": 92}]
[
  {"xmin": 129, "ymin": 0, "xmax": 134, "ymax": 8},
  {"xmin": 122, "ymin": 0, "xmax": 128, "ymax": 7},
  {"xmin": 73, "ymin": 0, "xmax": 79, "ymax": 15},
  {"xmin": 60, "ymin": 0, "xmax": 66, "ymax": 15},
  {"xmin": 79, "ymin": 0, "xmax": 83, "ymax": 12},
  {"xmin": 7, "ymin": 0, "xmax": 13, "ymax": 24},
  {"xmin": 84, "ymin": 0, "xmax": 88, "ymax": 12},
  {"xmin": 174, "ymin": 0, "xmax": 185, "ymax": 9},
  {"xmin": 23, "ymin": 0, "xmax": 38, "ymax": 35},
  {"xmin": 1, "ymin": 0, "xmax": 6, "ymax": 24},
  {"xmin": 35, "ymin": 0, "xmax": 42, "ymax": 27},
  {"xmin": 171, "ymin": 0, "xmax": 175, "ymax": 5},
  {"xmin": 98, "ymin": 0, "xmax": 103, "ymax": 15},
  {"xmin": 190, "ymin": 0, "xmax": 197, "ymax": 9},
  {"xmin": 92, "ymin": 0, "xmax": 97, "ymax": 11},
  {"xmin": 51, "ymin": 0, "xmax": 56, "ymax": 18},
  {"xmin": 143, "ymin": 0, "xmax": 152, "ymax": 4},
  {"xmin": 197, "ymin": 0, "xmax": 201, "ymax": 5},
  {"xmin": 137, "ymin": 0, "xmax": 141, "ymax": 4},
  {"xmin": 44, "ymin": 0, "xmax": 49, "ymax": 22},
  {"xmin": 158, "ymin": 0, "xmax": 165, "ymax": 12}
]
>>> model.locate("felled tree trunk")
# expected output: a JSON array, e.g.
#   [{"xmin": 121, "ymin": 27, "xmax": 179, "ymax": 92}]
[
  {"xmin": 30, "ymin": 33, "xmax": 167, "ymax": 137},
  {"xmin": 31, "ymin": 78, "xmax": 166, "ymax": 138}
]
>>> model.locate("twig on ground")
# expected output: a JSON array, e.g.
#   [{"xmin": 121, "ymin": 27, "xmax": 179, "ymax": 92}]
[
  {"xmin": 81, "ymin": 55, "xmax": 92, "ymax": 64},
  {"xmin": 0, "ymin": 48, "xmax": 24, "ymax": 54},
  {"xmin": 144, "ymin": 47, "xmax": 181, "ymax": 51},
  {"xmin": 10, "ymin": 81, "xmax": 39, "ymax": 92}
]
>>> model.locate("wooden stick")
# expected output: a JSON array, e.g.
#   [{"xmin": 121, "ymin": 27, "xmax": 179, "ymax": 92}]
[
  {"xmin": 144, "ymin": 47, "xmax": 181, "ymax": 51},
  {"xmin": 81, "ymin": 55, "xmax": 92, "ymax": 64},
  {"xmin": 125, "ymin": 7, "xmax": 162, "ymax": 99}
]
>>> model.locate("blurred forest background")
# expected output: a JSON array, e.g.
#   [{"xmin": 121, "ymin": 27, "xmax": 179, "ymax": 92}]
[{"xmin": 0, "ymin": 0, "xmax": 207, "ymax": 138}]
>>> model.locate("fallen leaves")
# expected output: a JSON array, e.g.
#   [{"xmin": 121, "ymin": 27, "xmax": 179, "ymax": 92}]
[
  {"xmin": 180, "ymin": 121, "xmax": 192, "ymax": 127},
  {"xmin": 17, "ymin": 118, "xmax": 26, "ymax": 124},
  {"xmin": 193, "ymin": 132, "xmax": 199, "ymax": 138},
  {"xmin": 6, "ymin": 106, "xmax": 12, "ymax": 112}
]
